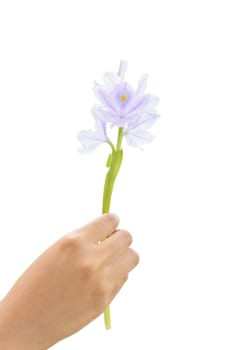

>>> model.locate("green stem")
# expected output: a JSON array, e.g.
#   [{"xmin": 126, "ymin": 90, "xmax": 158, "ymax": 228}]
[
  {"xmin": 116, "ymin": 127, "xmax": 124, "ymax": 151},
  {"xmin": 102, "ymin": 127, "xmax": 124, "ymax": 329}
]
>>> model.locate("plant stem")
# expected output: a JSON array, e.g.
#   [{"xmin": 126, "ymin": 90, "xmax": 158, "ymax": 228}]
[
  {"xmin": 116, "ymin": 127, "xmax": 124, "ymax": 151},
  {"xmin": 102, "ymin": 127, "xmax": 124, "ymax": 329}
]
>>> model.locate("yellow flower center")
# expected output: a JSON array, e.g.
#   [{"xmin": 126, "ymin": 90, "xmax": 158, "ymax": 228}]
[{"xmin": 121, "ymin": 94, "xmax": 127, "ymax": 102}]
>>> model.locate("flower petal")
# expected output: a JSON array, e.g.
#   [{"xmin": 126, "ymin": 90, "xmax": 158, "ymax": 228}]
[
  {"xmin": 125, "ymin": 128, "xmax": 155, "ymax": 148},
  {"xmin": 118, "ymin": 60, "xmax": 128, "ymax": 81},
  {"xmin": 93, "ymin": 82, "xmax": 121, "ymax": 114},
  {"xmin": 128, "ymin": 111, "xmax": 160, "ymax": 130},
  {"xmin": 91, "ymin": 106, "xmax": 109, "ymax": 140},
  {"xmin": 77, "ymin": 112, "xmax": 109, "ymax": 154},
  {"xmin": 143, "ymin": 94, "xmax": 160, "ymax": 112},
  {"xmin": 77, "ymin": 129, "xmax": 103, "ymax": 154},
  {"xmin": 92, "ymin": 104, "xmax": 117, "ymax": 124},
  {"xmin": 124, "ymin": 93, "xmax": 152, "ymax": 115},
  {"xmin": 103, "ymin": 73, "xmax": 121, "ymax": 90},
  {"xmin": 136, "ymin": 74, "xmax": 148, "ymax": 97}
]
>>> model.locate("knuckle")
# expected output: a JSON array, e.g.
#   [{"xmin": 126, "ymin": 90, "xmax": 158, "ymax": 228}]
[
  {"xmin": 59, "ymin": 235, "xmax": 82, "ymax": 256},
  {"xmin": 80, "ymin": 260, "xmax": 96, "ymax": 278}
]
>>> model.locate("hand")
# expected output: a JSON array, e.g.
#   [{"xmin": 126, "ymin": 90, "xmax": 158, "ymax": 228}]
[{"xmin": 0, "ymin": 214, "xmax": 139, "ymax": 349}]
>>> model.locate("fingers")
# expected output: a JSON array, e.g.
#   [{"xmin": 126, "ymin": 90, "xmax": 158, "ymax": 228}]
[
  {"xmin": 111, "ymin": 248, "xmax": 140, "ymax": 276},
  {"xmin": 69, "ymin": 213, "xmax": 120, "ymax": 242},
  {"xmin": 99, "ymin": 229, "xmax": 133, "ymax": 263},
  {"xmin": 107, "ymin": 248, "xmax": 140, "ymax": 301}
]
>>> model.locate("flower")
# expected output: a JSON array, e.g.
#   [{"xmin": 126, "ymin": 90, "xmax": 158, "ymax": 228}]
[
  {"xmin": 93, "ymin": 60, "xmax": 159, "ymax": 129},
  {"xmin": 77, "ymin": 60, "xmax": 159, "ymax": 153}
]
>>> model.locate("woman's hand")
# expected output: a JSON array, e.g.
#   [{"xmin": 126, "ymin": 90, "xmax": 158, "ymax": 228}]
[{"xmin": 0, "ymin": 214, "xmax": 139, "ymax": 349}]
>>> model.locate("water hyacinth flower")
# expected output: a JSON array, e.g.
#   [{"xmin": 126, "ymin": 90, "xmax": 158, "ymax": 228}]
[
  {"xmin": 77, "ymin": 60, "xmax": 160, "ymax": 329},
  {"xmin": 78, "ymin": 60, "xmax": 159, "ymax": 153}
]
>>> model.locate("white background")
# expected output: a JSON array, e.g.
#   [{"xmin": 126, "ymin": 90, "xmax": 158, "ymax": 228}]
[{"xmin": 0, "ymin": 0, "xmax": 233, "ymax": 349}]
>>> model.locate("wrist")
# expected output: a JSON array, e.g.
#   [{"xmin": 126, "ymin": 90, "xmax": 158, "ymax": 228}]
[{"xmin": 0, "ymin": 298, "xmax": 47, "ymax": 350}]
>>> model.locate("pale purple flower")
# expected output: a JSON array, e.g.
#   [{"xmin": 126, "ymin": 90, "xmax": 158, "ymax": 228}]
[
  {"xmin": 93, "ymin": 60, "xmax": 159, "ymax": 130},
  {"xmin": 77, "ymin": 60, "xmax": 160, "ymax": 152}
]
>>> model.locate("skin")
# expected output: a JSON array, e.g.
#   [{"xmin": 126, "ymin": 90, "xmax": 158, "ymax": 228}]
[{"xmin": 0, "ymin": 213, "xmax": 139, "ymax": 349}]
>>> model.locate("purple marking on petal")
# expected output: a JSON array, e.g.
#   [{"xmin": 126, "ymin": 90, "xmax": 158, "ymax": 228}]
[
  {"xmin": 108, "ymin": 82, "xmax": 136, "ymax": 116},
  {"xmin": 124, "ymin": 94, "xmax": 152, "ymax": 115},
  {"xmin": 96, "ymin": 88, "xmax": 121, "ymax": 114}
]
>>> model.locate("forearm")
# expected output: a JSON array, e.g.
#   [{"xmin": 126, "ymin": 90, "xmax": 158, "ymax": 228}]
[{"xmin": 0, "ymin": 297, "xmax": 48, "ymax": 350}]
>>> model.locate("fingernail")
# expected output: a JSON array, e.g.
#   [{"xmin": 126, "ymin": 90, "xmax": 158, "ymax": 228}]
[{"xmin": 109, "ymin": 213, "xmax": 120, "ymax": 224}]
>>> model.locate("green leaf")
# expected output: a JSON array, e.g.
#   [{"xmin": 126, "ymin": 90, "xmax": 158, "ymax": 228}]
[{"xmin": 106, "ymin": 153, "xmax": 112, "ymax": 167}]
